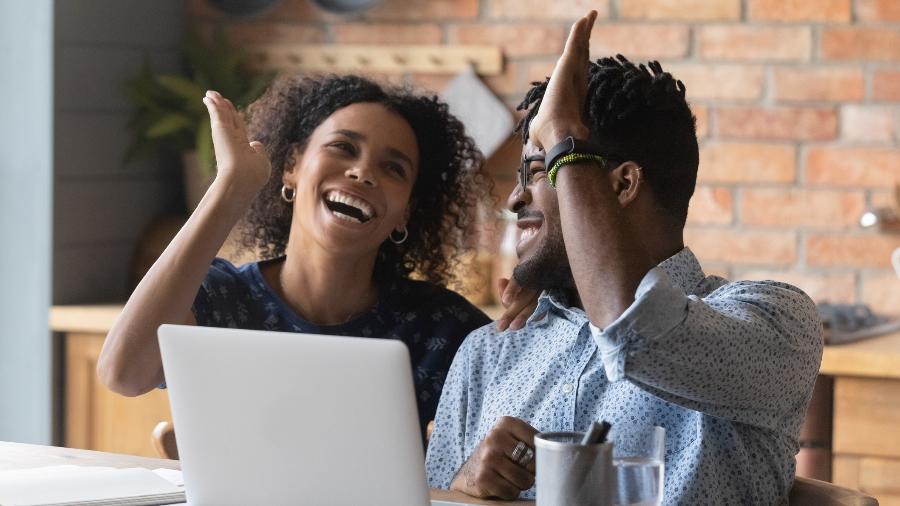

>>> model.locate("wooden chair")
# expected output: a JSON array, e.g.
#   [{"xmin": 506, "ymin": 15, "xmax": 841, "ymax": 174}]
[
  {"xmin": 790, "ymin": 476, "xmax": 878, "ymax": 506},
  {"xmin": 151, "ymin": 420, "xmax": 178, "ymax": 460}
]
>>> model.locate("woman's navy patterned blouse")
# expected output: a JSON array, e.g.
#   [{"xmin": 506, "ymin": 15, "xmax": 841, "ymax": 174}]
[{"xmin": 191, "ymin": 257, "xmax": 490, "ymax": 437}]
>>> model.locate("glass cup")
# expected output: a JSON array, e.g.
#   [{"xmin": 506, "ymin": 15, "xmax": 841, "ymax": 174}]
[
  {"xmin": 612, "ymin": 426, "xmax": 665, "ymax": 506},
  {"xmin": 534, "ymin": 431, "xmax": 615, "ymax": 506}
]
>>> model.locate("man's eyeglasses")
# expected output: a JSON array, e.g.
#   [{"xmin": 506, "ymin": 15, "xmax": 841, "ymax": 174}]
[
  {"xmin": 516, "ymin": 152, "xmax": 622, "ymax": 190},
  {"xmin": 517, "ymin": 154, "xmax": 547, "ymax": 190}
]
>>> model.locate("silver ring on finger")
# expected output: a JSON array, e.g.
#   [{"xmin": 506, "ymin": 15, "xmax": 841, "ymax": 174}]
[
  {"xmin": 511, "ymin": 440, "xmax": 534, "ymax": 467},
  {"xmin": 517, "ymin": 446, "xmax": 534, "ymax": 467}
]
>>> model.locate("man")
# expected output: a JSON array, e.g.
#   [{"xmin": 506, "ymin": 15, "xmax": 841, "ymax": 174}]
[{"xmin": 425, "ymin": 12, "xmax": 822, "ymax": 505}]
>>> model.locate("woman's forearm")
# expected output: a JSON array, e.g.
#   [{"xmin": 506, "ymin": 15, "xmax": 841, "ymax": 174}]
[{"xmin": 97, "ymin": 177, "xmax": 257, "ymax": 396}]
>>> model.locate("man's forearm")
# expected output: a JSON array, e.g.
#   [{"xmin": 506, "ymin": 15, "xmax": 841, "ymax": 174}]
[{"xmin": 555, "ymin": 163, "xmax": 654, "ymax": 328}]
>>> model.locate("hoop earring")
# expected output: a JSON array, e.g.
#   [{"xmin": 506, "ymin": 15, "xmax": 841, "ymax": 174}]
[
  {"xmin": 390, "ymin": 226, "xmax": 408, "ymax": 245},
  {"xmin": 281, "ymin": 185, "xmax": 295, "ymax": 203}
]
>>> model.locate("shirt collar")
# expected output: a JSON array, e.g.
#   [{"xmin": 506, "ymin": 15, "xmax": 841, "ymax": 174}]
[
  {"xmin": 656, "ymin": 247, "xmax": 706, "ymax": 295},
  {"xmin": 534, "ymin": 247, "xmax": 706, "ymax": 311}
]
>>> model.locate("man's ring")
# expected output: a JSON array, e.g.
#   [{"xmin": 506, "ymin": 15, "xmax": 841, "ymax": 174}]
[{"xmin": 511, "ymin": 440, "xmax": 534, "ymax": 467}]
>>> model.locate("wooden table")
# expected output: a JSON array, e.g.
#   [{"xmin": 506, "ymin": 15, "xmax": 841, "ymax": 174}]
[
  {"xmin": 0, "ymin": 441, "xmax": 531, "ymax": 505},
  {"xmin": 819, "ymin": 328, "xmax": 900, "ymax": 503}
]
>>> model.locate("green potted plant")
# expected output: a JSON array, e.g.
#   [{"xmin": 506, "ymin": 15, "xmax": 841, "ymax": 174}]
[{"xmin": 124, "ymin": 29, "xmax": 275, "ymax": 211}]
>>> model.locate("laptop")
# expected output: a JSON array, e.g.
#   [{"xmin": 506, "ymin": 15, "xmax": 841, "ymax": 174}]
[{"xmin": 158, "ymin": 324, "xmax": 460, "ymax": 506}]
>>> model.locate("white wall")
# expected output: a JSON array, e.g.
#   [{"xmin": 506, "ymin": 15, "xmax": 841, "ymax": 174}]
[
  {"xmin": 0, "ymin": 0, "xmax": 185, "ymax": 444},
  {"xmin": 54, "ymin": 0, "xmax": 184, "ymax": 305},
  {"xmin": 0, "ymin": 0, "xmax": 54, "ymax": 443}
]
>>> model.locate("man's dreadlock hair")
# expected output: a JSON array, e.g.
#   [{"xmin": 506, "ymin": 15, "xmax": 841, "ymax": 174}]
[{"xmin": 516, "ymin": 55, "xmax": 699, "ymax": 227}]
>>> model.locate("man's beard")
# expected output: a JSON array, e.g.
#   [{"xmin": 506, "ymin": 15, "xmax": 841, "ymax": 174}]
[{"xmin": 512, "ymin": 224, "xmax": 575, "ymax": 291}]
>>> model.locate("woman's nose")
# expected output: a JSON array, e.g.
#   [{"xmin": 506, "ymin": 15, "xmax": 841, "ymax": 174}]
[
  {"xmin": 507, "ymin": 184, "xmax": 530, "ymax": 213},
  {"xmin": 345, "ymin": 164, "xmax": 376, "ymax": 187}
]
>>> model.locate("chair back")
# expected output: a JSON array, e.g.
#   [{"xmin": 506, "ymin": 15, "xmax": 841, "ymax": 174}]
[
  {"xmin": 151, "ymin": 420, "xmax": 179, "ymax": 460},
  {"xmin": 790, "ymin": 476, "xmax": 878, "ymax": 505}
]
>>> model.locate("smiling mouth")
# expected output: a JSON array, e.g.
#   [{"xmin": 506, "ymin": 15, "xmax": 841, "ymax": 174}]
[
  {"xmin": 516, "ymin": 221, "xmax": 542, "ymax": 254},
  {"xmin": 323, "ymin": 190, "xmax": 375, "ymax": 224}
]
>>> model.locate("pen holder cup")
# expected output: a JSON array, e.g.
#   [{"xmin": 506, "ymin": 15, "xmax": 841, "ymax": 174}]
[{"xmin": 534, "ymin": 431, "xmax": 614, "ymax": 506}]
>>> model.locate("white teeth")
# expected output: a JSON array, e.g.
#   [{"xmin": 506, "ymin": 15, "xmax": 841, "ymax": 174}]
[
  {"xmin": 324, "ymin": 190, "xmax": 375, "ymax": 220},
  {"xmin": 520, "ymin": 227, "xmax": 538, "ymax": 242},
  {"xmin": 332, "ymin": 212, "xmax": 362, "ymax": 224}
]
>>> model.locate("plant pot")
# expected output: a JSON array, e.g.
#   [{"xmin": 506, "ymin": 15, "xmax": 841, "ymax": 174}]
[{"xmin": 181, "ymin": 151, "xmax": 214, "ymax": 213}]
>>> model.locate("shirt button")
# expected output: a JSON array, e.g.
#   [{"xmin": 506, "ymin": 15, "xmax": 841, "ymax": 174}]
[{"xmin": 562, "ymin": 383, "xmax": 574, "ymax": 394}]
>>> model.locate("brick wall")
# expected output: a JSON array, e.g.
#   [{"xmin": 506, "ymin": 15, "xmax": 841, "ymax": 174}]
[{"xmin": 189, "ymin": 0, "xmax": 900, "ymax": 313}]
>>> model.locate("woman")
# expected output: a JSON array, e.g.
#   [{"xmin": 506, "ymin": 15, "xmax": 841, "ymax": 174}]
[{"xmin": 97, "ymin": 75, "xmax": 533, "ymax": 435}]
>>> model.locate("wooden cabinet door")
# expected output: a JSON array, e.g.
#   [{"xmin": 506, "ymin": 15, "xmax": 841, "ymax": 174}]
[{"xmin": 65, "ymin": 333, "xmax": 172, "ymax": 458}]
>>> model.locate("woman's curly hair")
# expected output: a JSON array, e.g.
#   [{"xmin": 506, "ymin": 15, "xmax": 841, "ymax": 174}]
[{"xmin": 241, "ymin": 74, "xmax": 490, "ymax": 287}]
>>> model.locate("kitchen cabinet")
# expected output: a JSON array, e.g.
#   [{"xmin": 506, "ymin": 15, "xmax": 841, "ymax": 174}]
[
  {"xmin": 53, "ymin": 305, "xmax": 171, "ymax": 458},
  {"xmin": 821, "ymin": 330, "xmax": 900, "ymax": 504}
]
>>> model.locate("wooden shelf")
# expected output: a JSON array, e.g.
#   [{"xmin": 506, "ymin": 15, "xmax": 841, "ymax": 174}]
[
  {"xmin": 245, "ymin": 44, "xmax": 503, "ymax": 76},
  {"xmin": 50, "ymin": 305, "xmax": 122, "ymax": 334}
]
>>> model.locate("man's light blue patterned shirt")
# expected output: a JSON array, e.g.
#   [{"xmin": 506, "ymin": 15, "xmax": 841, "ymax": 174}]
[{"xmin": 425, "ymin": 248, "xmax": 822, "ymax": 505}]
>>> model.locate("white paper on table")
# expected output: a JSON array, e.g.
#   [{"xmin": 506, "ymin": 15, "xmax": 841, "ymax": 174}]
[
  {"xmin": 151, "ymin": 468, "xmax": 184, "ymax": 487},
  {"xmin": 0, "ymin": 465, "xmax": 183, "ymax": 505}
]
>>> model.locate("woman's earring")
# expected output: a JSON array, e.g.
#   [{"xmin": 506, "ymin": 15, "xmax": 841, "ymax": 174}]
[
  {"xmin": 390, "ymin": 226, "xmax": 408, "ymax": 245},
  {"xmin": 281, "ymin": 185, "xmax": 295, "ymax": 203}
]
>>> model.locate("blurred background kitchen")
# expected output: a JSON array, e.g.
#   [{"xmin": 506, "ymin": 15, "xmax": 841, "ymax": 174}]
[{"xmin": 2, "ymin": 0, "xmax": 899, "ymax": 500}]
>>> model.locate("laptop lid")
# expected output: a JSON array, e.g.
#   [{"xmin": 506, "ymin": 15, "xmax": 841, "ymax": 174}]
[{"xmin": 158, "ymin": 324, "xmax": 430, "ymax": 506}]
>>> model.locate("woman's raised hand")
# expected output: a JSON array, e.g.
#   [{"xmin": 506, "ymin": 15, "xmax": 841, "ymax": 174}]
[{"xmin": 202, "ymin": 90, "xmax": 271, "ymax": 194}]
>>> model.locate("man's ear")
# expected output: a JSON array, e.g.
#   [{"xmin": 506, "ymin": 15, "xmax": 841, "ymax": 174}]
[{"xmin": 608, "ymin": 161, "xmax": 643, "ymax": 206}]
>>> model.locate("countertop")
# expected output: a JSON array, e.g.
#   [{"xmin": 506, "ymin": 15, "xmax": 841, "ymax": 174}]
[{"xmin": 51, "ymin": 305, "xmax": 900, "ymax": 379}]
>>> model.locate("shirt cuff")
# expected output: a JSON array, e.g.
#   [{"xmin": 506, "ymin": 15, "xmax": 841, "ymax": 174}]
[{"xmin": 590, "ymin": 267, "xmax": 689, "ymax": 381}]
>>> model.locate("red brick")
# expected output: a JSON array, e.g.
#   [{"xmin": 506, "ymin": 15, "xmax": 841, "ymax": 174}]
[
  {"xmin": 684, "ymin": 228, "xmax": 797, "ymax": 266},
  {"xmin": 666, "ymin": 64, "xmax": 764, "ymax": 102},
  {"xmin": 333, "ymin": 23, "xmax": 442, "ymax": 44},
  {"xmin": 704, "ymin": 265, "xmax": 732, "ymax": 279},
  {"xmin": 747, "ymin": 0, "xmax": 851, "ymax": 22},
  {"xmin": 717, "ymin": 106, "xmax": 838, "ymax": 141},
  {"xmin": 873, "ymin": 71, "xmax": 900, "ymax": 102},
  {"xmin": 448, "ymin": 24, "xmax": 567, "ymax": 57},
  {"xmin": 687, "ymin": 186, "xmax": 733, "ymax": 225},
  {"xmin": 805, "ymin": 147, "xmax": 900, "ymax": 187},
  {"xmin": 525, "ymin": 60, "xmax": 555, "ymax": 87},
  {"xmin": 488, "ymin": 0, "xmax": 611, "ymax": 19},
  {"xmin": 821, "ymin": 28, "xmax": 900, "ymax": 62},
  {"xmin": 698, "ymin": 143, "xmax": 796, "ymax": 183},
  {"xmin": 737, "ymin": 270, "xmax": 857, "ymax": 304},
  {"xmin": 693, "ymin": 105, "xmax": 709, "ymax": 139},
  {"xmin": 698, "ymin": 26, "xmax": 811, "ymax": 62},
  {"xmin": 192, "ymin": 0, "xmax": 343, "ymax": 22},
  {"xmin": 871, "ymin": 190, "xmax": 900, "ymax": 209},
  {"xmin": 858, "ymin": 0, "xmax": 900, "ymax": 21},
  {"xmin": 741, "ymin": 189, "xmax": 865, "ymax": 228},
  {"xmin": 619, "ymin": 0, "xmax": 740, "ymax": 20},
  {"xmin": 210, "ymin": 22, "xmax": 326, "ymax": 45},
  {"xmin": 862, "ymin": 272, "xmax": 900, "ymax": 315},
  {"xmin": 367, "ymin": 0, "xmax": 479, "ymax": 20},
  {"xmin": 806, "ymin": 233, "xmax": 899, "ymax": 268},
  {"xmin": 773, "ymin": 68, "xmax": 865, "ymax": 102},
  {"xmin": 841, "ymin": 106, "xmax": 895, "ymax": 143},
  {"xmin": 590, "ymin": 25, "xmax": 690, "ymax": 60}
]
